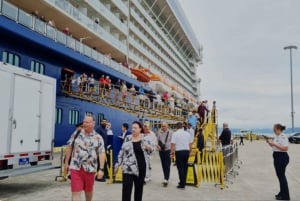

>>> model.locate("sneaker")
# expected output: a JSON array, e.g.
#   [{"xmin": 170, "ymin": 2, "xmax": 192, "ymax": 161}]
[
  {"xmin": 95, "ymin": 178, "xmax": 106, "ymax": 182},
  {"xmin": 163, "ymin": 180, "xmax": 168, "ymax": 187},
  {"xmin": 176, "ymin": 185, "xmax": 185, "ymax": 190}
]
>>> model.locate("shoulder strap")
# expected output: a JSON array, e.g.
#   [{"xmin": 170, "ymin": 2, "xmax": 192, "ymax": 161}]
[
  {"xmin": 71, "ymin": 129, "xmax": 81, "ymax": 155},
  {"xmin": 68, "ymin": 129, "xmax": 81, "ymax": 165},
  {"xmin": 164, "ymin": 131, "xmax": 169, "ymax": 144}
]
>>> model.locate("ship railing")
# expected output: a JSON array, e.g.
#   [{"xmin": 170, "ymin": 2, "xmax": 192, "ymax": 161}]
[
  {"xmin": 60, "ymin": 80, "xmax": 186, "ymax": 121},
  {"xmin": 0, "ymin": 0, "xmax": 132, "ymax": 79}
]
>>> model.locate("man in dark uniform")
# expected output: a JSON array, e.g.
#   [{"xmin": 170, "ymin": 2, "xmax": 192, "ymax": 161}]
[
  {"xmin": 119, "ymin": 123, "xmax": 131, "ymax": 143},
  {"xmin": 219, "ymin": 123, "xmax": 231, "ymax": 146}
]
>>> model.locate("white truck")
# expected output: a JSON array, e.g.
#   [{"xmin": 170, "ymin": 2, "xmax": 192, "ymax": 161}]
[{"xmin": 0, "ymin": 62, "xmax": 56, "ymax": 179}]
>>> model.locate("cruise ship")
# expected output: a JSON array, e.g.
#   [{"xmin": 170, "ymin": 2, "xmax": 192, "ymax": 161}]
[{"xmin": 0, "ymin": 0, "xmax": 202, "ymax": 150}]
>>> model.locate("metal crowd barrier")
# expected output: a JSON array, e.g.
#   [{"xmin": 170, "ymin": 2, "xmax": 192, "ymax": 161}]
[{"xmin": 219, "ymin": 142, "xmax": 242, "ymax": 186}]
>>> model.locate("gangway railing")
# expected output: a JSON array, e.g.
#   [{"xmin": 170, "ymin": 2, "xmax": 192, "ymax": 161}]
[{"xmin": 60, "ymin": 81, "xmax": 187, "ymax": 121}]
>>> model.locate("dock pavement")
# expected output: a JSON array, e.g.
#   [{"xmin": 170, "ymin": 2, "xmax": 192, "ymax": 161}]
[{"xmin": 0, "ymin": 140, "xmax": 299, "ymax": 201}]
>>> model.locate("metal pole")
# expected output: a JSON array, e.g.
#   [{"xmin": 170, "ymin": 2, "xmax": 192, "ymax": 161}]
[{"xmin": 283, "ymin": 46, "xmax": 297, "ymax": 132}]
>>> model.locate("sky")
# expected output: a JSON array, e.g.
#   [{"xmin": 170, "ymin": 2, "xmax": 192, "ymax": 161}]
[{"xmin": 178, "ymin": 0, "xmax": 300, "ymax": 130}]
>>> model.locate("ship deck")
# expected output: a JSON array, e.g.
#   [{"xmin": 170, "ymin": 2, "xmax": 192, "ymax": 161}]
[{"xmin": 1, "ymin": 140, "xmax": 299, "ymax": 200}]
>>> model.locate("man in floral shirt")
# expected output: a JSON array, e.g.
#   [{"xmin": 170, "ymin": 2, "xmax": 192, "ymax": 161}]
[{"xmin": 64, "ymin": 115, "xmax": 106, "ymax": 201}]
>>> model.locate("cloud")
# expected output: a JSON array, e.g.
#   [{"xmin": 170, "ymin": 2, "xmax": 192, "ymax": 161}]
[{"xmin": 179, "ymin": 0, "xmax": 300, "ymax": 129}]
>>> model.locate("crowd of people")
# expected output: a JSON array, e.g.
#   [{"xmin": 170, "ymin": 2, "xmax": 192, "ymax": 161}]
[
  {"xmin": 63, "ymin": 103, "xmax": 292, "ymax": 201},
  {"xmin": 64, "ymin": 112, "xmax": 215, "ymax": 201},
  {"xmin": 61, "ymin": 71, "xmax": 194, "ymax": 116}
]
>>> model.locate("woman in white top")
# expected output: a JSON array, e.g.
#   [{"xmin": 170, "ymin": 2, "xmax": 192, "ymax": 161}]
[{"xmin": 267, "ymin": 124, "xmax": 290, "ymax": 200}]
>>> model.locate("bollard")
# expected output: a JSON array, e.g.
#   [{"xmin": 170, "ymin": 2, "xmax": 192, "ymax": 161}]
[
  {"xmin": 55, "ymin": 146, "xmax": 67, "ymax": 182},
  {"xmin": 107, "ymin": 149, "xmax": 113, "ymax": 184}
]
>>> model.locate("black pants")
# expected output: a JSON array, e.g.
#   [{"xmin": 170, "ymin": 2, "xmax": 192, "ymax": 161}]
[
  {"xmin": 159, "ymin": 150, "xmax": 171, "ymax": 180},
  {"xmin": 273, "ymin": 152, "xmax": 290, "ymax": 200},
  {"xmin": 239, "ymin": 138, "xmax": 244, "ymax": 145},
  {"xmin": 122, "ymin": 173, "xmax": 145, "ymax": 201},
  {"xmin": 175, "ymin": 150, "xmax": 189, "ymax": 187}
]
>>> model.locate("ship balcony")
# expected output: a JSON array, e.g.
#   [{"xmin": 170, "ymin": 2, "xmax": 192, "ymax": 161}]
[
  {"xmin": 192, "ymin": 83, "xmax": 198, "ymax": 90},
  {"xmin": 0, "ymin": 0, "xmax": 132, "ymax": 77},
  {"xmin": 111, "ymin": 0, "xmax": 129, "ymax": 16},
  {"xmin": 191, "ymin": 74, "xmax": 197, "ymax": 82},
  {"xmin": 8, "ymin": 0, "xmax": 130, "ymax": 62},
  {"xmin": 129, "ymin": 22, "xmax": 191, "ymax": 83},
  {"xmin": 130, "ymin": 0, "xmax": 191, "ymax": 70},
  {"xmin": 130, "ymin": 7, "xmax": 191, "ymax": 77},
  {"xmin": 83, "ymin": 0, "xmax": 128, "ymax": 36},
  {"xmin": 129, "ymin": 35, "xmax": 193, "ymax": 91},
  {"xmin": 129, "ymin": 38, "xmax": 189, "ymax": 92}
]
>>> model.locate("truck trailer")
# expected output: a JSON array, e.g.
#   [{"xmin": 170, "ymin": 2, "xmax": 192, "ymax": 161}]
[{"xmin": 0, "ymin": 62, "xmax": 56, "ymax": 179}]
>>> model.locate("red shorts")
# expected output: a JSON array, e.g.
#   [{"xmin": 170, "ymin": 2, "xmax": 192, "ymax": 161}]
[{"xmin": 70, "ymin": 168, "xmax": 95, "ymax": 192}]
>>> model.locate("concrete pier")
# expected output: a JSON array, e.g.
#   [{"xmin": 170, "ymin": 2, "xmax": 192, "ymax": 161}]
[{"xmin": 0, "ymin": 140, "xmax": 299, "ymax": 201}]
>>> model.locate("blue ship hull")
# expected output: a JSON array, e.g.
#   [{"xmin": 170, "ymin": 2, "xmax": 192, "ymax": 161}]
[{"xmin": 0, "ymin": 14, "xmax": 166, "ymax": 154}]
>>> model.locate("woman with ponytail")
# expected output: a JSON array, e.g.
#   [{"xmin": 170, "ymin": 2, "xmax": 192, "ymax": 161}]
[{"xmin": 266, "ymin": 123, "xmax": 290, "ymax": 200}]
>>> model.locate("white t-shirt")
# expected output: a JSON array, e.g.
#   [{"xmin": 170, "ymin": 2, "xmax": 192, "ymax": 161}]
[
  {"xmin": 272, "ymin": 133, "xmax": 289, "ymax": 152},
  {"xmin": 171, "ymin": 128, "xmax": 193, "ymax": 151},
  {"xmin": 107, "ymin": 129, "xmax": 113, "ymax": 136},
  {"xmin": 89, "ymin": 77, "xmax": 95, "ymax": 85},
  {"xmin": 187, "ymin": 128, "xmax": 195, "ymax": 142},
  {"xmin": 144, "ymin": 131, "xmax": 157, "ymax": 146}
]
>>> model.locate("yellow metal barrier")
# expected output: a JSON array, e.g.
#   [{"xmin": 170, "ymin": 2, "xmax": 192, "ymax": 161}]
[
  {"xmin": 114, "ymin": 166, "xmax": 123, "ymax": 182},
  {"xmin": 245, "ymin": 133, "xmax": 257, "ymax": 141},
  {"xmin": 186, "ymin": 148, "xmax": 225, "ymax": 189}
]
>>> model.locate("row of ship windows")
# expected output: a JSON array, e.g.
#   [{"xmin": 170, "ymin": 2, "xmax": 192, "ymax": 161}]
[
  {"xmin": 55, "ymin": 108, "xmax": 105, "ymax": 126},
  {"xmin": 2, "ymin": 51, "xmax": 45, "ymax": 74}
]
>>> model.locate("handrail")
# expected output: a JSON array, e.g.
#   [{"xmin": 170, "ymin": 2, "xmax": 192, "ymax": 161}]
[{"xmin": 60, "ymin": 80, "xmax": 189, "ymax": 121}]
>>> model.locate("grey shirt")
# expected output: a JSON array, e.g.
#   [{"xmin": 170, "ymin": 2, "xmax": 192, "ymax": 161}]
[{"xmin": 157, "ymin": 129, "xmax": 173, "ymax": 150}]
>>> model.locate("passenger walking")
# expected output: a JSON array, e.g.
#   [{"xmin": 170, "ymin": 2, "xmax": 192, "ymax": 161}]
[
  {"xmin": 187, "ymin": 123, "xmax": 195, "ymax": 141},
  {"xmin": 197, "ymin": 101, "xmax": 209, "ymax": 126},
  {"xmin": 196, "ymin": 128, "xmax": 204, "ymax": 162},
  {"xmin": 115, "ymin": 121, "xmax": 153, "ymax": 201},
  {"xmin": 157, "ymin": 122, "xmax": 173, "ymax": 186},
  {"xmin": 64, "ymin": 115, "xmax": 106, "ymax": 201},
  {"xmin": 266, "ymin": 124, "xmax": 290, "ymax": 200},
  {"xmin": 170, "ymin": 122, "xmax": 193, "ymax": 189},
  {"xmin": 187, "ymin": 111, "xmax": 198, "ymax": 129},
  {"xmin": 143, "ymin": 122, "xmax": 157, "ymax": 182},
  {"xmin": 239, "ymin": 135, "xmax": 244, "ymax": 145}
]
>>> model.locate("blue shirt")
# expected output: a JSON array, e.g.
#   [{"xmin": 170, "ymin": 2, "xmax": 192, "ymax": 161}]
[{"xmin": 188, "ymin": 115, "xmax": 197, "ymax": 128}]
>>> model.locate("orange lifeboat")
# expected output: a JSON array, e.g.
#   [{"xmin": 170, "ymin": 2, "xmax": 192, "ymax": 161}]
[
  {"xmin": 150, "ymin": 74, "xmax": 161, "ymax": 81},
  {"xmin": 171, "ymin": 85, "xmax": 176, "ymax": 90},
  {"xmin": 130, "ymin": 67, "xmax": 151, "ymax": 82}
]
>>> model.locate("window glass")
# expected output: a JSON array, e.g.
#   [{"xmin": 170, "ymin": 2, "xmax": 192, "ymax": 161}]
[
  {"xmin": 2, "ymin": 51, "xmax": 20, "ymax": 66},
  {"xmin": 69, "ymin": 110, "xmax": 79, "ymax": 125},
  {"xmin": 30, "ymin": 60, "xmax": 45, "ymax": 74},
  {"xmin": 97, "ymin": 113, "xmax": 104, "ymax": 125},
  {"xmin": 55, "ymin": 108, "xmax": 63, "ymax": 124},
  {"xmin": 2, "ymin": 51, "xmax": 7, "ymax": 62}
]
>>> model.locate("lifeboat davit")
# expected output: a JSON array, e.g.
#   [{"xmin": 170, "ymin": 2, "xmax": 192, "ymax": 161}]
[{"xmin": 130, "ymin": 68, "xmax": 151, "ymax": 82}]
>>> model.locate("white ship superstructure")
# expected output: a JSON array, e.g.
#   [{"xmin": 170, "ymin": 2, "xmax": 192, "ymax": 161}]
[{"xmin": 8, "ymin": 0, "xmax": 202, "ymax": 102}]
